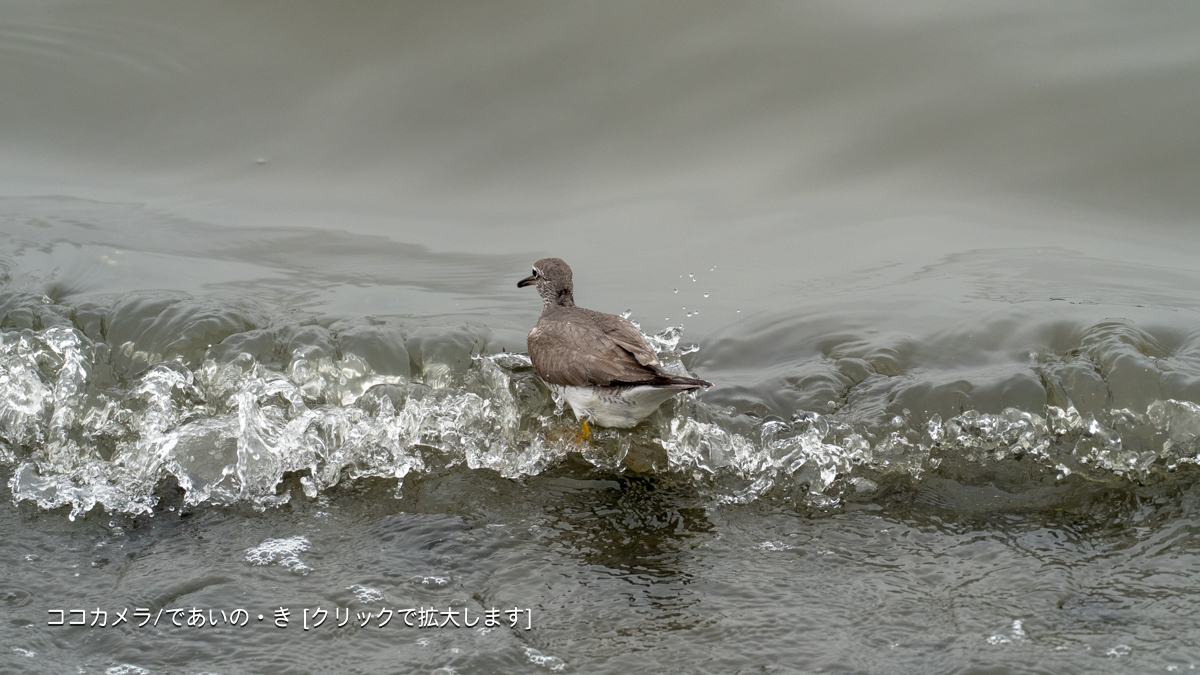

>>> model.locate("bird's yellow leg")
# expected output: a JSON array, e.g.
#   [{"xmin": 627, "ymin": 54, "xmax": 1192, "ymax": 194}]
[{"xmin": 574, "ymin": 418, "xmax": 592, "ymax": 442}]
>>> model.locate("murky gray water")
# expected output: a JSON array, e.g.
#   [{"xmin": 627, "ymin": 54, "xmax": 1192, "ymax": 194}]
[{"xmin": 3, "ymin": 2, "xmax": 1200, "ymax": 673}]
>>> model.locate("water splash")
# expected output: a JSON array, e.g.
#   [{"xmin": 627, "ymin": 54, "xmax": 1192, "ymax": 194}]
[{"xmin": 4, "ymin": 313, "xmax": 1200, "ymax": 519}]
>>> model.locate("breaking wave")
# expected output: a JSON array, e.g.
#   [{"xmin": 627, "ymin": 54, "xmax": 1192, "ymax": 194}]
[{"xmin": 3, "ymin": 288, "xmax": 1200, "ymax": 520}]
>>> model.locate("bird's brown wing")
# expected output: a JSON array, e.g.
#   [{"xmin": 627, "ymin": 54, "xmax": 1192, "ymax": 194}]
[
  {"xmin": 583, "ymin": 309, "xmax": 662, "ymax": 369},
  {"xmin": 528, "ymin": 316, "xmax": 659, "ymax": 387}
]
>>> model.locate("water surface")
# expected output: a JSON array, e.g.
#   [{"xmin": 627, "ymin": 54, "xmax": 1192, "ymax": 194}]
[{"xmin": 3, "ymin": 2, "xmax": 1200, "ymax": 673}]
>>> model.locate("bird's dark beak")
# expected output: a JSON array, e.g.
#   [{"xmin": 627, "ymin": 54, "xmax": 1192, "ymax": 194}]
[{"xmin": 517, "ymin": 274, "xmax": 536, "ymax": 288}]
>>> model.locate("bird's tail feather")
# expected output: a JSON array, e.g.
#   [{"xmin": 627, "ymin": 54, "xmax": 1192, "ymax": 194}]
[
  {"xmin": 658, "ymin": 374, "xmax": 713, "ymax": 389},
  {"xmin": 615, "ymin": 373, "xmax": 712, "ymax": 389}
]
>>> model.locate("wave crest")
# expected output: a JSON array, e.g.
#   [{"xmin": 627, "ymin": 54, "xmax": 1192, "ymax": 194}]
[{"xmin": 3, "ymin": 314, "xmax": 1200, "ymax": 520}]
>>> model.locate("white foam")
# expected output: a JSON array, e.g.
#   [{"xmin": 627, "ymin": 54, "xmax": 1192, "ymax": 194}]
[{"xmin": 245, "ymin": 535, "xmax": 312, "ymax": 575}]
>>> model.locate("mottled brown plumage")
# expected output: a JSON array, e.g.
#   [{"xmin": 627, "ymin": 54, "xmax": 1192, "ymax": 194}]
[
  {"xmin": 518, "ymin": 258, "xmax": 711, "ymax": 429},
  {"xmin": 527, "ymin": 306, "xmax": 695, "ymax": 387}
]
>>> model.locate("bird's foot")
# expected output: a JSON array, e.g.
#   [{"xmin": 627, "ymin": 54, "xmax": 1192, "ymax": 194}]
[
  {"xmin": 573, "ymin": 419, "xmax": 592, "ymax": 443},
  {"xmin": 545, "ymin": 419, "xmax": 593, "ymax": 444}
]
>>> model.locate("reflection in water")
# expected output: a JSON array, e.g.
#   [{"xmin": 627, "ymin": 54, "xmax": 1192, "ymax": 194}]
[
  {"xmin": 543, "ymin": 473, "xmax": 712, "ymax": 577},
  {"xmin": 535, "ymin": 472, "xmax": 713, "ymax": 640}
]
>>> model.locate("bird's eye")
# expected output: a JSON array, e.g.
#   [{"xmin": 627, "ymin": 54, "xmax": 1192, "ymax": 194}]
[{"xmin": 532, "ymin": 269, "xmax": 539, "ymax": 277}]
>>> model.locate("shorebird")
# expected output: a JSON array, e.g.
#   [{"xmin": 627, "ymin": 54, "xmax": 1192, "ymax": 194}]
[{"xmin": 518, "ymin": 258, "xmax": 712, "ymax": 435}]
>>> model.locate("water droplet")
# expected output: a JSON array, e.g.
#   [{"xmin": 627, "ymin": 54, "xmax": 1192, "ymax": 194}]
[
  {"xmin": 703, "ymin": 293, "xmax": 709, "ymax": 298},
  {"xmin": 673, "ymin": 288, "xmax": 678, "ymax": 294},
  {"xmin": 736, "ymin": 310, "xmax": 741, "ymax": 313},
  {"xmin": 689, "ymin": 273, "xmax": 696, "ymax": 282},
  {"xmin": 686, "ymin": 312, "xmax": 693, "ymax": 318},
  {"xmin": 255, "ymin": 157, "xmax": 267, "ymax": 165}
]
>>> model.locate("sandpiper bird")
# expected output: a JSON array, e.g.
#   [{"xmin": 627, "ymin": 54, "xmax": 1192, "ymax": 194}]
[{"xmin": 518, "ymin": 258, "xmax": 712, "ymax": 434}]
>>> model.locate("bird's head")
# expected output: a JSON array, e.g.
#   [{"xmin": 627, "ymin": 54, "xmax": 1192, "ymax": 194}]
[{"xmin": 518, "ymin": 258, "xmax": 575, "ymax": 308}]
